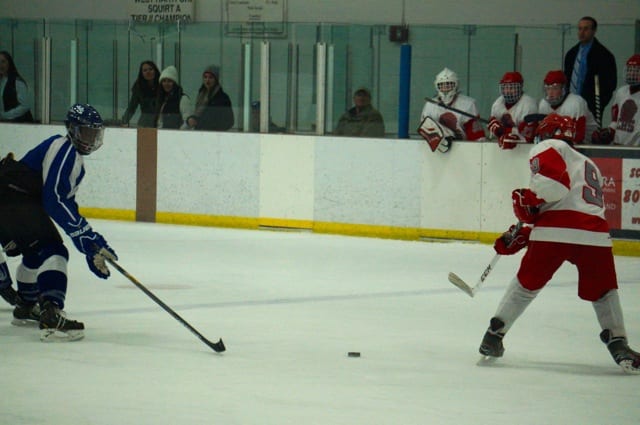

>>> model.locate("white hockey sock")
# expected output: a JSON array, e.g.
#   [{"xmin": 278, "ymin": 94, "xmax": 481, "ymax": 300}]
[
  {"xmin": 494, "ymin": 277, "xmax": 540, "ymax": 333},
  {"xmin": 593, "ymin": 289, "xmax": 627, "ymax": 338}
]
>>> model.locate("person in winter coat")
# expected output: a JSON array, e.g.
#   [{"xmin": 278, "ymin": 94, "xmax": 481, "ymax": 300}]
[
  {"xmin": 121, "ymin": 60, "xmax": 160, "ymax": 128},
  {"xmin": 186, "ymin": 65, "xmax": 234, "ymax": 131},
  {"xmin": 0, "ymin": 50, "xmax": 34, "ymax": 123},
  {"xmin": 156, "ymin": 66, "xmax": 193, "ymax": 130}
]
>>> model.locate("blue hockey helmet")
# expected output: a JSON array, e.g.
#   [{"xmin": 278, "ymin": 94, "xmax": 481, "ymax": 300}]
[{"xmin": 65, "ymin": 103, "xmax": 104, "ymax": 155}]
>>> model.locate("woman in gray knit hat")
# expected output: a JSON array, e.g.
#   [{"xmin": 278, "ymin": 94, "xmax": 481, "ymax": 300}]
[{"xmin": 186, "ymin": 65, "xmax": 234, "ymax": 131}]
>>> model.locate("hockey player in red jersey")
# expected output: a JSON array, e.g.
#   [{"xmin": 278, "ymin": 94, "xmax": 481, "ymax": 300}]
[
  {"xmin": 539, "ymin": 70, "xmax": 598, "ymax": 143},
  {"xmin": 592, "ymin": 54, "xmax": 640, "ymax": 146},
  {"xmin": 479, "ymin": 113, "xmax": 640, "ymax": 374},
  {"xmin": 488, "ymin": 71, "xmax": 538, "ymax": 149}
]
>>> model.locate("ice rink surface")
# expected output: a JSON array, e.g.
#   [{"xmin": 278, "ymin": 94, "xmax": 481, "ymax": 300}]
[{"xmin": 1, "ymin": 219, "xmax": 639, "ymax": 425}]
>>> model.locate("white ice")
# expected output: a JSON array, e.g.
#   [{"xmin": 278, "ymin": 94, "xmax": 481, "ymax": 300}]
[{"xmin": 1, "ymin": 220, "xmax": 639, "ymax": 425}]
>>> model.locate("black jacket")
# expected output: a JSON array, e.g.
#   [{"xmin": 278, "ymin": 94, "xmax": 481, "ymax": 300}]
[
  {"xmin": 564, "ymin": 37, "xmax": 617, "ymax": 122},
  {"xmin": 194, "ymin": 87, "xmax": 234, "ymax": 131},
  {"xmin": 122, "ymin": 81, "xmax": 158, "ymax": 128},
  {"xmin": 2, "ymin": 75, "xmax": 34, "ymax": 122}
]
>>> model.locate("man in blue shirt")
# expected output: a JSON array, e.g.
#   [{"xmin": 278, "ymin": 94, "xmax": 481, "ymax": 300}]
[
  {"xmin": 0, "ymin": 103, "xmax": 117, "ymax": 341},
  {"xmin": 564, "ymin": 16, "xmax": 617, "ymax": 126}
]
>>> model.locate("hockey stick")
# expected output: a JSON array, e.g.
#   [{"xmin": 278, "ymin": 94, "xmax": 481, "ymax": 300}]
[
  {"xmin": 448, "ymin": 222, "xmax": 523, "ymax": 297},
  {"xmin": 104, "ymin": 257, "xmax": 226, "ymax": 353},
  {"xmin": 423, "ymin": 97, "xmax": 490, "ymax": 124},
  {"xmin": 594, "ymin": 74, "xmax": 602, "ymax": 130}
]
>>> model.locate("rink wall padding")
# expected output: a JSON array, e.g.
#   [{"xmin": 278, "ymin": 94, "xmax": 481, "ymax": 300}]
[
  {"xmin": 136, "ymin": 127, "xmax": 157, "ymax": 223},
  {"xmin": 1, "ymin": 123, "xmax": 638, "ymax": 256}
]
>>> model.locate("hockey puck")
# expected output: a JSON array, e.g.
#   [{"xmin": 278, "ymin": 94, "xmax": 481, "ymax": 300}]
[{"xmin": 347, "ymin": 352, "xmax": 361, "ymax": 358}]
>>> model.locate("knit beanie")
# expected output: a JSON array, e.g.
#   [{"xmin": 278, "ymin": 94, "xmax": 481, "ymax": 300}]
[
  {"xmin": 203, "ymin": 64, "xmax": 220, "ymax": 81},
  {"xmin": 159, "ymin": 65, "xmax": 179, "ymax": 83}
]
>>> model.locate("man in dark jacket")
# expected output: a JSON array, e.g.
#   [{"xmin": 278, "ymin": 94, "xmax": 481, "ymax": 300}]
[
  {"xmin": 334, "ymin": 88, "xmax": 385, "ymax": 137},
  {"xmin": 564, "ymin": 16, "xmax": 617, "ymax": 126}
]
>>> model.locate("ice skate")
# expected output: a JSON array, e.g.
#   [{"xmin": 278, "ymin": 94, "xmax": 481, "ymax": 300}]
[
  {"xmin": 600, "ymin": 330, "xmax": 640, "ymax": 375},
  {"xmin": 11, "ymin": 296, "xmax": 40, "ymax": 327},
  {"xmin": 39, "ymin": 301, "xmax": 84, "ymax": 342},
  {"xmin": 478, "ymin": 317, "xmax": 505, "ymax": 364}
]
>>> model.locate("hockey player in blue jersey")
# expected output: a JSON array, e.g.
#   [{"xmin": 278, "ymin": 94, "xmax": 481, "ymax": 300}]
[{"xmin": 0, "ymin": 103, "xmax": 117, "ymax": 341}]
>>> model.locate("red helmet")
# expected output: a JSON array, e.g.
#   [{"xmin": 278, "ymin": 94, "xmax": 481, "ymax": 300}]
[
  {"xmin": 543, "ymin": 70, "xmax": 567, "ymax": 85},
  {"xmin": 500, "ymin": 71, "xmax": 523, "ymax": 84},
  {"xmin": 543, "ymin": 70, "xmax": 567, "ymax": 106},
  {"xmin": 500, "ymin": 71, "xmax": 524, "ymax": 104},
  {"xmin": 625, "ymin": 54, "xmax": 640, "ymax": 86},
  {"xmin": 535, "ymin": 113, "xmax": 576, "ymax": 144}
]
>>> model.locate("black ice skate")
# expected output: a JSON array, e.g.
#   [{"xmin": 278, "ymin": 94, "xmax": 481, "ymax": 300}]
[
  {"xmin": 12, "ymin": 296, "xmax": 41, "ymax": 327},
  {"xmin": 600, "ymin": 330, "xmax": 640, "ymax": 375},
  {"xmin": 478, "ymin": 317, "xmax": 506, "ymax": 363},
  {"xmin": 39, "ymin": 301, "xmax": 84, "ymax": 342},
  {"xmin": 0, "ymin": 285, "xmax": 18, "ymax": 306}
]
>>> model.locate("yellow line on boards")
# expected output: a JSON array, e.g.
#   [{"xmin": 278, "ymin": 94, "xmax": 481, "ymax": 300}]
[{"xmin": 79, "ymin": 208, "xmax": 640, "ymax": 256}]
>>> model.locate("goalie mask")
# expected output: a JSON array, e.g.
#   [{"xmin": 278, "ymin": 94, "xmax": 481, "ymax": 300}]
[
  {"xmin": 624, "ymin": 54, "xmax": 640, "ymax": 87},
  {"xmin": 543, "ymin": 70, "xmax": 567, "ymax": 107},
  {"xmin": 500, "ymin": 71, "xmax": 524, "ymax": 104},
  {"xmin": 434, "ymin": 68, "xmax": 459, "ymax": 105},
  {"xmin": 534, "ymin": 113, "xmax": 576, "ymax": 144},
  {"xmin": 65, "ymin": 103, "xmax": 105, "ymax": 155}
]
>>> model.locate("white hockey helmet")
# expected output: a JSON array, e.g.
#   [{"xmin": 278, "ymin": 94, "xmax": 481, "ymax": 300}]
[{"xmin": 434, "ymin": 68, "xmax": 459, "ymax": 104}]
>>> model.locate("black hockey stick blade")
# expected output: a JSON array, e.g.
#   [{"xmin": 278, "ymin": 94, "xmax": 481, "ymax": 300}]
[
  {"xmin": 103, "ymin": 255, "xmax": 226, "ymax": 353},
  {"xmin": 523, "ymin": 113, "xmax": 546, "ymax": 123}
]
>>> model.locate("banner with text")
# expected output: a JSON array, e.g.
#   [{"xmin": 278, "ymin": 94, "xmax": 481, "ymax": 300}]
[{"xmin": 129, "ymin": 0, "xmax": 194, "ymax": 23}]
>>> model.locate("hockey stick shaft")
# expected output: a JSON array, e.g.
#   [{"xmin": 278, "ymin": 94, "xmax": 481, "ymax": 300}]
[
  {"xmin": 423, "ymin": 97, "xmax": 490, "ymax": 124},
  {"xmin": 594, "ymin": 74, "xmax": 602, "ymax": 130},
  {"xmin": 448, "ymin": 222, "xmax": 523, "ymax": 297},
  {"xmin": 105, "ymin": 257, "xmax": 226, "ymax": 353}
]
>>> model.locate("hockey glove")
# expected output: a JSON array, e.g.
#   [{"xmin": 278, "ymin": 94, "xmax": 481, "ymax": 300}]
[
  {"xmin": 512, "ymin": 188, "xmax": 544, "ymax": 224},
  {"xmin": 487, "ymin": 118, "xmax": 504, "ymax": 137},
  {"xmin": 591, "ymin": 128, "xmax": 615, "ymax": 145},
  {"xmin": 86, "ymin": 246, "xmax": 117, "ymax": 279},
  {"xmin": 498, "ymin": 133, "xmax": 519, "ymax": 150},
  {"xmin": 494, "ymin": 224, "xmax": 531, "ymax": 255}
]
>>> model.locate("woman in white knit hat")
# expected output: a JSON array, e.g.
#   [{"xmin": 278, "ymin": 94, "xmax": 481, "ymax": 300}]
[{"xmin": 156, "ymin": 65, "xmax": 193, "ymax": 129}]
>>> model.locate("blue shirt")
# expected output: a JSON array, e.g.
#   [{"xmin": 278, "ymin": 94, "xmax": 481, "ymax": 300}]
[{"xmin": 572, "ymin": 41, "xmax": 593, "ymax": 95}]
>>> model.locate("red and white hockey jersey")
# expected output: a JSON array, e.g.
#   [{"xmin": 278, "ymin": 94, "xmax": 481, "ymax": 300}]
[
  {"xmin": 607, "ymin": 85, "xmax": 640, "ymax": 146},
  {"xmin": 538, "ymin": 94, "xmax": 598, "ymax": 144},
  {"xmin": 420, "ymin": 94, "xmax": 486, "ymax": 141},
  {"xmin": 490, "ymin": 94, "xmax": 538, "ymax": 142},
  {"xmin": 527, "ymin": 138, "xmax": 611, "ymax": 247}
]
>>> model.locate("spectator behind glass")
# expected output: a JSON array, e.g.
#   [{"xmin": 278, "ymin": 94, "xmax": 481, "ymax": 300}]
[
  {"xmin": 156, "ymin": 66, "xmax": 193, "ymax": 129},
  {"xmin": 250, "ymin": 101, "xmax": 286, "ymax": 133},
  {"xmin": 121, "ymin": 60, "xmax": 160, "ymax": 128},
  {"xmin": 0, "ymin": 50, "xmax": 34, "ymax": 123},
  {"xmin": 563, "ymin": 16, "xmax": 617, "ymax": 125},
  {"xmin": 334, "ymin": 88, "xmax": 385, "ymax": 137},
  {"xmin": 186, "ymin": 65, "xmax": 234, "ymax": 131}
]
